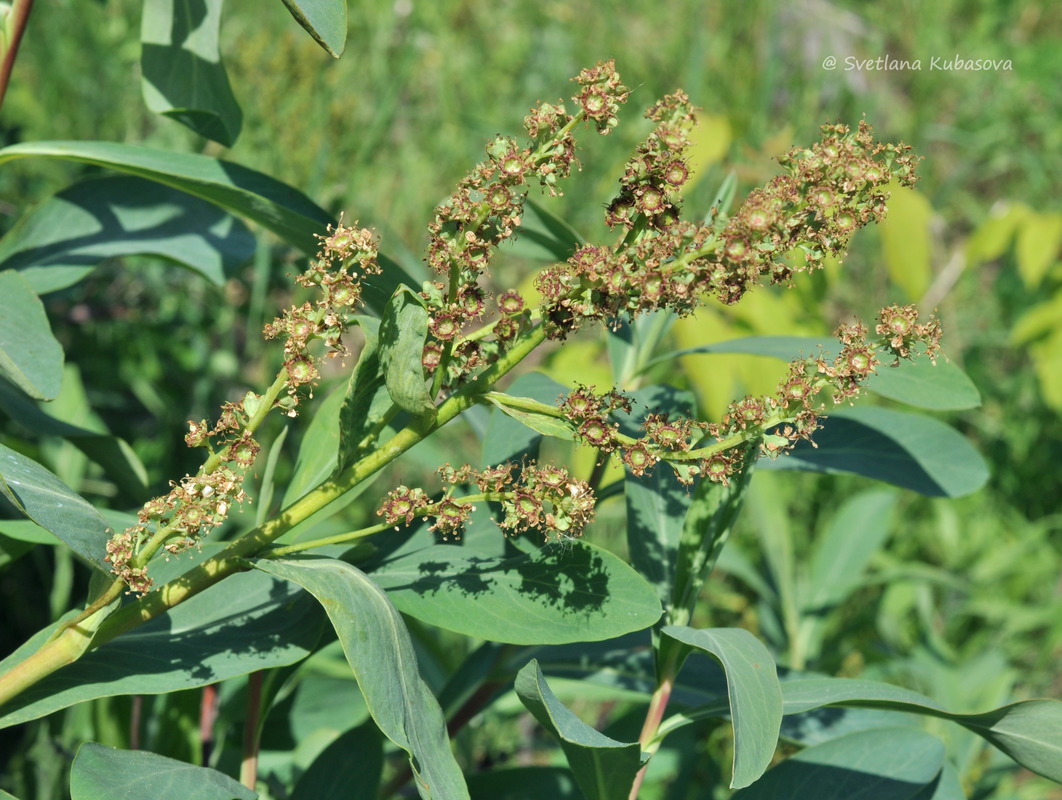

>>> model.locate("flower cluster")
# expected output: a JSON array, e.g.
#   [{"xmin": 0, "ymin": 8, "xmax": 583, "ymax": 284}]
[
  {"xmin": 377, "ymin": 461, "xmax": 596, "ymax": 541},
  {"xmin": 547, "ymin": 303, "xmax": 941, "ymax": 487},
  {"xmin": 264, "ymin": 220, "xmax": 382, "ymax": 409},
  {"xmin": 537, "ymin": 114, "xmax": 919, "ymax": 339},
  {"xmin": 106, "ymin": 395, "xmax": 263, "ymax": 592},
  {"xmin": 420, "ymin": 61, "xmax": 630, "ymax": 389}
]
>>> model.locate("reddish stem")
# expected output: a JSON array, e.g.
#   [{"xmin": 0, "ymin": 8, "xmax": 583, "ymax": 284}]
[
  {"xmin": 240, "ymin": 671, "xmax": 264, "ymax": 789},
  {"xmin": 199, "ymin": 684, "xmax": 220, "ymax": 765},
  {"xmin": 0, "ymin": 0, "xmax": 35, "ymax": 113}
]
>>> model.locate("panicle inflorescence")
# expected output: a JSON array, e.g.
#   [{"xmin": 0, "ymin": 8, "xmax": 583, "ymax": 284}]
[
  {"xmin": 264, "ymin": 220, "xmax": 383, "ymax": 409},
  {"xmin": 376, "ymin": 460, "xmax": 596, "ymax": 541},
  {"xmin": 419, "ymin": 61, "xmax": 630, "ymax": 390}
]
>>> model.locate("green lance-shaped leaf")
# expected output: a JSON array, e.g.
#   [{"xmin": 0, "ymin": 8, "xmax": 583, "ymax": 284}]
[
  {"xmin": 0, "ymin": 376, "xmax": 149, "ymax": 499},
  {"xmin": 0, "ymin": 141, "xmax": 326, "ymax": 257},
  {"xmin": 336, "ymin": 316, "xmax": 391, "ymax": 473},
  {"xmin": 281, "ymin": 0, "xmax": 348, "ymax": 58},
  {"xmin": 781, "ymin": 676, "xmax": 1062, "ymax": 782},
  {"xmin": 669, "ymin": 455, "xmax": 755, "ymax": 627},
  {"xmin": 481, "ymin": 372, "xmax": 569, "ymax": 467},
  {"xmin": 661, "ymin": 626, "xmax": 783, "ymax": 789},
  {"xmin": 379, "ymin": 287, "xmax": 436, "ymax": 421},
  {"xmin": 371, "ymin": 539, "xmax": 662, "ymax": 645},
  {"xmin": 505, "ymin": 199, "xmax": 586, "ymax": 262},
  {"xmin": 0, "ymin": 560, "xmax": 323, "ymax": 728},
  {"xmin": 616, "ymin": 385, "xmax": 696, "ymax": 611},
  {"xmin": 0, "ymin": 270, "xmax": 63, "ymax": 400},
  {"xmin": 70, "ymin": 742, "xmax": 257, "ymax": 800},
  {"xmin": 729, "ymin": 727, "xmax": 946, "ymax": 800},
  {"xmin": 514, "ymin": 659, "xmax": 647, "ymax": 800},
  {"xmin": 0, "ymin": 443, "xmax": 111, "ymax": 573},
  {"xmin": 0, "ymin": 175, "xmax": 255, "ymax": 294},
  {"xmin": 141, "ymin": 0, "xmax": 243, "ymax": 146},
  {"xmin": 759, "ymin": 406, "xmax": 989, "ymax": 498},
  {"xmin": 252, "ymin": 556, "xmax": 469, "ymax": 800},
  {"xmin": 485, "ymin": 393, "xmax": 576, "ymax": 443},
  {"xmin": 0, "ymin": 146, "xmax": 421, "ymax": 313}
]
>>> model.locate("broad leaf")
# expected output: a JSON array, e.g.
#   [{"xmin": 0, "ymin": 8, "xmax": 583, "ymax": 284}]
[
  {"xmin": 759, "ymin": 407, "xmax": 989, "ymax": 498},
  {"xmin": 0, "ymin": 561, "xmax": 323, "ymax": 728},
  {"xmin": 281, "ymin": 0, "xmax": 348, "ymax": 58},
  {"xmin": 618, "ymin": 386, "xmax": 696, "ymax": 609},
  {"xmin": 669, "ymin": 458, "xmax": 755, "ymax": 625},
  {"xmin": 0, "ymin": 377, "xmax": 149, "ymax": 498},
  {"xmin": 253, "ymin": 557, "xmax": 469, "ymax": 800},
  {"xmin": 0, "ymin": 271, "xmax": 63, "ymax": 400},
  {"xmin": 0, "ymin": 443, "xmax": 111, "ymax": 572},
  {"xmin": 379, "ymin": 287, "xmax": 435, "ymax": 420},
  {"xmin": 662, "ymin": 626, "xmax": 783, "ymax": 788},
  {"xmin": 372, "ymin": 539, "xmax": 662, "ymax": 645},
  {"xmin": 781, "ymin": 676, "xmax": 1062, "ymax": 781},
  {"xmin": 70, "ymin": 742, "xmax": 257, "ymax": 800},
  {"xmin": 141, "ymin": 0, "xmax": 243, "ymax": 146},
  {"xmin": 290, "ymin": 722, "xmax": 382, "ymax": 800},
  {"xmin": 0, "ymin": 141, "xmax": 328, "ymax": 258},
  {"xmin": 730, "ymin": 727, "xmax": 945, "ymax": 800},
  {"xmin": 0, "ymin": 175, "xmax": 254, "ymax": 294},
  {"xmin": 866, "ymin": 358, "xmax": 981, "ymax": 410},
  {"xmin": 515, "ymin": 659, "xmax": 646, "ymax": 800}
]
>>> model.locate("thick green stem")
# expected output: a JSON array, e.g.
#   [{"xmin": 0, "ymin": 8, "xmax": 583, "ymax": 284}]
[{"xmin": 0, "ymin": 323, "xmax": 548, "ymax": 709}]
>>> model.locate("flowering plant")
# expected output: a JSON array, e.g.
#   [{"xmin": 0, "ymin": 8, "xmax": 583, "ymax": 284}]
[{"xmin": 0, "ymin": 43, "xmax": 1058, "ymax": 800}]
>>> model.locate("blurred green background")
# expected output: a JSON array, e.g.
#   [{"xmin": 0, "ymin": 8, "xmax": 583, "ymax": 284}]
[{"xmin": 1, "ymin": 0, "xmax": 1060, "ymax": 797}]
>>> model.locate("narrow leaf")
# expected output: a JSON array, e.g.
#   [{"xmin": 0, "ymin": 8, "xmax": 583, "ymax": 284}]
[
  {"xmin": 336, "ymin": 316, "xmax": 390, "ymax": 473},
  {"xmin": 506, "ymin": 199, "xmax": 585, "ymax": 262},
  {"xmin": 0, "ymin": 175, "xmax": 254, "ymax": 294},
  {"xmin": 730, "ymin": 727, "xmax": 945, "ymax": 800},
  {"xmin": 515, "ymin": 659, "xmax": 646, "ymax": 800},
  {"xmin": 379, "ymin": 288, "xmax": 435, "ymax": 420},
  {"xmin": 481, "ymin": 372, "xmax": 568, "ymax": 467},
  {"xmin": 662, "ymin": 626, "xmax": 783, "ymax": 788},
  {"xmin": 0, "ymin": 271, "xmax": 63, "ymax": 400},
  {"xmin": 141, "ymin": 0, "xmax": 243, "ymax": 146},
  {"xmin": 804, "ymin": 489, "xmax": 897, "ymax": 612},
  {"xmin": 0, "ymin": 443, "xmax": 111, "ymax": 572},
  {"xmin": 70, "ymin": 742, "xmax": 257, "ymax": 800},
  {"xmin": 486, "ymin": 393, "xmax": 576, "ymax": 442},
  {"xmin": 759, "ymin": 407, "xmax": 989, "ymax": 498},
  {"xmin": 372, "ymin": 539, "xmax": 662, "ymax": 645},
  {"xmin": 253, "ymin": 557, "xmax": 469, "ymax": 800},
  {"xmin": 0, "ymin": 141, "xmax": 328, "ymax": 257},
  {"xmin": 781, "ymin": 676, "xmax": 1062, "ymax": 781},
  {"xmin": 281, "ymin": 0, "xmax": 348, "ymax": 58}
]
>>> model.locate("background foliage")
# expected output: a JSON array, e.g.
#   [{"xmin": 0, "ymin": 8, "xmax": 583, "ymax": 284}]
[{"xmin": 0, "ymin": 0, "xmax": 1060, "ymax": 798}]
